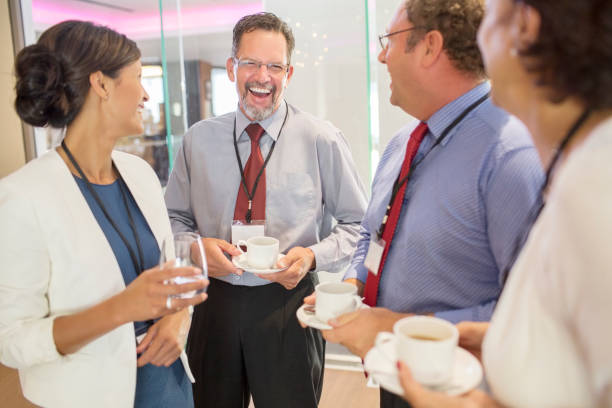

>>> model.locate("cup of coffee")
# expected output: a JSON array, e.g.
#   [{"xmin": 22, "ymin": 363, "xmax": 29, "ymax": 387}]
[
  {"xmin": 375, "ymin": 316, "xmax": 458, "ymax": 386},
  {"xmin": 314, "ymin": 282, "xmax": 362, "ymax": 323},
  {"xmin": 237, "ymin": 236, "xmax": 279, "ymax": 269}
]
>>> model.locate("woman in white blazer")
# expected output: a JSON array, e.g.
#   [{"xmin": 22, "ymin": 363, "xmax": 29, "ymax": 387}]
[{"xmin": 0, "ymin": 21, "xmax": 208, "ymax": 407}]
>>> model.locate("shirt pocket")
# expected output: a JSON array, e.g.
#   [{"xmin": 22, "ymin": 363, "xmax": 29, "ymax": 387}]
[{"xmin": 267, "ymin": 172, "xmax": 317, "ymax": 227}]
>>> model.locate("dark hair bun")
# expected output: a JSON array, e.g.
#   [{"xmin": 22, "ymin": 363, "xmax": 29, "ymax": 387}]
[
  {"xmin": 14, "ymin": 43, "xmax": 74, "ymax": 128},
  {"xmin": 13, "ymin": 21, "xmax": 141, "ymax": 128}
]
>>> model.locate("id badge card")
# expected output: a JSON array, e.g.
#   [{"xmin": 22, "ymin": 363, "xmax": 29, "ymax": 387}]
[
  {"xmin": 363, "ymin": 238, "xmax": 385, "ymax": 276},
  {"xmin": 231, "ymin": 220, "xmax": 265, "ymax": 246}
]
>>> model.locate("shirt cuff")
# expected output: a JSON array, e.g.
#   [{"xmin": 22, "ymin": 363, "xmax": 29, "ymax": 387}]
[
  {"xmin": 434, "ymin": 304, "xmax": 494, "ymax": 324},
  {"xmin": 308, "ymin": 241, "xmax": 334, "ymax": 273},
  {"xmin": 343, "ymin": 263, "xmax": 368, "ymax": 284}
]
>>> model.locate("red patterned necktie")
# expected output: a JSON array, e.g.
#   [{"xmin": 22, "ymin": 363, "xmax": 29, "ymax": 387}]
[
  {"xmin": 363, "ymin": 122, "xmax": 429, "ymax": 307},
  {"xmin": 233, "ymin": 123, "xmax": 267, "ymax": 222}
]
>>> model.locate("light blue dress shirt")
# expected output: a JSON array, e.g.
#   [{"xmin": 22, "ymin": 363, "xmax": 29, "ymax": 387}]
[
  {"xmin": 165, "ymin": 101, "xmax": 368, "ymax": 286},
  {"xmin": 343, "ymin": 82, "xmax": 544, "ymax": 322}
]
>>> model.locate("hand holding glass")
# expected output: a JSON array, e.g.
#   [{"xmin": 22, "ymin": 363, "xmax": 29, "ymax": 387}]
[{"xmin": 160, "ymin": 232, "xmax": 208, "ymax": 298}]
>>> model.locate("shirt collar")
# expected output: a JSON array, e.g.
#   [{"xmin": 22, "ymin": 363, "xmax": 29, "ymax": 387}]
[
  {"xmin": 425, "ymin": 81, "xmax": 491, "ymax": 146},
  {"xmin": 235, "ymin": 99, "xmax": 288, "ymax": 142}
]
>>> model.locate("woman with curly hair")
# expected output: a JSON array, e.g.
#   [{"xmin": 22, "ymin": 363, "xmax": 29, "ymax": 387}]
[{"xmin": 399, "ymin": 0, "xmax": 612, "ymax": 406}]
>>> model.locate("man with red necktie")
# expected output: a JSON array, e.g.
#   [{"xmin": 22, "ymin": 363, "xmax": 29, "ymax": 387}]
[
  {"xmin": 302, "ymin": 1, "xmax": 543, "ymax": 407},
  {"xmin": 164, "ymin": 12, "xmax": 367, "ymax": 408}
]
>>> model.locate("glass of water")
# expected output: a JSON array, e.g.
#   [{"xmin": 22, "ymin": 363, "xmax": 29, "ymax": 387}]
[{"xmin": 160, "ymin": 232, "xmax": 208, "ymax": 298}]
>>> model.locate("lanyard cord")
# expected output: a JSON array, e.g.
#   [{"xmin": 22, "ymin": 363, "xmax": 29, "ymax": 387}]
[
  {"xmin": 502, "ymin": 107, "xmax": 593, "ymax": 283},
  {"xmin": 61, "ymin": 140, "xmax": 145, "ymax": 275},
  {"xmin": 233, "ymin": 101, "xmax": 289, "ymax": 223},
  {"xmin": 376, "ymin": 92, "xmax": 490, "ymax": 239}
]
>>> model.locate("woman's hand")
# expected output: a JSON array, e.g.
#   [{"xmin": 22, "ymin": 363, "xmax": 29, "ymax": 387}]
[
  {"xmin": 53, "ymin": 264, "xmax": 207, "ymax": 356},
  {"xmin": 118, "ymin": 263, "xmax": 208, "ymax": 323},
  {"xmin": 136, "ymin": 309, "xmax": 191, "ymax": 367},
  {"xmin": 399, "ymin": 361, "xmax": 503, "ymax": 408}
]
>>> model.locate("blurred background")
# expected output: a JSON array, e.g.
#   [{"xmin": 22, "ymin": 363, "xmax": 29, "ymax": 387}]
[{"xmin": 7, "ymin": 0, "xmax": 412, "ymax": 187}]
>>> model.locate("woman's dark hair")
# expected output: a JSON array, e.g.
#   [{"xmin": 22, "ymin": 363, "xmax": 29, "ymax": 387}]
[
  {"xmin": 518, "ymin": 0, "xmax": 612, "ymax": 109},
  {"xmin": 14, "ymin": 20, "xmax": 141, "ymax": 128}
]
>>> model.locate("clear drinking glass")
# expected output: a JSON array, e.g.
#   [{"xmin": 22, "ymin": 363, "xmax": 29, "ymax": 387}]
[{"xmin": 160, "ymin": 232, "xmax": 208, "ymax": 298}]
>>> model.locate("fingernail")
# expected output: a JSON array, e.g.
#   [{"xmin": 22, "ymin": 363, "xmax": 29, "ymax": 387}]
[{"xmin": 396, "ymin": 361, "xmax": 401, "ymax": 370}]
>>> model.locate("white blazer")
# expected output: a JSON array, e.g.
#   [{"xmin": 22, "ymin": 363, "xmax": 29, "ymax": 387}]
[{"xmin": 0, "ymin": 149, "xmax": 193, "ymax": 408}]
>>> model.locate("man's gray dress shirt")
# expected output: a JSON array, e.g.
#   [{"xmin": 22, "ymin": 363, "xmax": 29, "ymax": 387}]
[{"xmin": 165, "ymin": 101, "xmax": 368, "ymax": 286}]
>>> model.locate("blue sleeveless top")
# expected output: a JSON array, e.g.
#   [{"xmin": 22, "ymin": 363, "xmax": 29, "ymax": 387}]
[{"xmin": 74, "ymin": 176, "xmax": 160, "ymax": 336}]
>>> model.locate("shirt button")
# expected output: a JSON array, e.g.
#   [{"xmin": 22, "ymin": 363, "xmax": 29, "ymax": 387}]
[{"xmin": 233, "ymin": 275, "xmax": 240, "ymax": 281}]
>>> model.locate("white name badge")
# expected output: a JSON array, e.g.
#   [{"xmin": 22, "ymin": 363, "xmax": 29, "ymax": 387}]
[
  {"xmin": 363, "ymin": 238, "xmax": 385, "ymax": 276},
  {"xmin": 231, "ymin": 220, "xmax": 265, "ymax": 245}
]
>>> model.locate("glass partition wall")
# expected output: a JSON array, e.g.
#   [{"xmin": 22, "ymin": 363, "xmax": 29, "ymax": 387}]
[
  {"xmin": 12, "ymin": 0, "xmax": 415, "ymax": 187},
  {"xmin": 14, "ymin": 0, "xmax": 262, "ymax": 185}
]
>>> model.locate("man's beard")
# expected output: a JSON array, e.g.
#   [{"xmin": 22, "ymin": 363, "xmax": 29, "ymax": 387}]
[{"xmin": 239, "ymin": 81, "xmax": 283, "ymax": 121}]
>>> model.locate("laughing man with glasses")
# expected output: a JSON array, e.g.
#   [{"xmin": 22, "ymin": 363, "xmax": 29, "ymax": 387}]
[{"xmin": 164, "ymin": 11, "xmax": 367, "ymax": 408}]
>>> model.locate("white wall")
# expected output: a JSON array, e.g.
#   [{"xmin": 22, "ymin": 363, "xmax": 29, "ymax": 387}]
[
  {"xmin": 264, "ymin": 0, "xmax": 372, "ymax": 188},
  {"xmin": 374, "ymin": 0, "xmax": 415, "ymax": 157}
]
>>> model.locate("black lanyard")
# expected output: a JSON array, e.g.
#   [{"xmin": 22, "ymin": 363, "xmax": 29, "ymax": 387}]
[
  {"xmin": 61, "ymin": 140, "xmax": 145, "ymax": 275},
  {"xmin": 233, "ymin": 101, "xmax": 289, "ymax": 223},
  {"xmin": 502, "ymin": 107, "xmax": 593, "ymax": 283},
  {"xmin": 376, "ymin": 92, "xmax": 490, "ymax": 239}
]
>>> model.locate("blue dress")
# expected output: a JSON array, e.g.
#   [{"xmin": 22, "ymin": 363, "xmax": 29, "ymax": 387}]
[{"xmin": 75, "ymin": 175, "xmax": 193, "ymax": 408}]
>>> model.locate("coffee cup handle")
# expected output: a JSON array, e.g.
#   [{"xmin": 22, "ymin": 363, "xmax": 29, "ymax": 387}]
[
  {"xmin": 236, "ymin": 240, "xmax": 247, "ymax": 254},
  {"xmin": 374, "ymin": 331, "xmax": 397, "ymax": 363}
]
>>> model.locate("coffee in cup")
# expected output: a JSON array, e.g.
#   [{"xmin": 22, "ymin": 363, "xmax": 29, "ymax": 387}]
[{"xmin": 375, "ymin": 316, "xmax": 458, "ymax": 386}]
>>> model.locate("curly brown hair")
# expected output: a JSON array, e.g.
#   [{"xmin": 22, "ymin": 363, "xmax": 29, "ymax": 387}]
[
  {"xmin": 404, "ymin": 0, "xmax": 485, "ymax": 77},
  {"xmin": 232, "ymin": 12, "xmax": 295, "ymax": 64},
  {"xmin": 517, "ymin": 0, "xmax": 612, "ymax": 109}
]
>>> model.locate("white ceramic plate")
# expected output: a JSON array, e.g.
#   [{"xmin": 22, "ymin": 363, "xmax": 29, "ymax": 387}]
[
  {"xmin": 364, "ymin": 336, "xmax": 483, "ymax": 397},
  {"xmin": 231, "ymin": 253, "xmax": 289, "ymax": 274},
  {"xmin": 296, "ymin": 302, "xmax": 368, "ymax": 331}
]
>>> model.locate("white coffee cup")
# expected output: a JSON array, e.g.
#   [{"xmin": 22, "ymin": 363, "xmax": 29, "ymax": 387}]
[
  {"xmin": 237, "ymin": 236, "xmax": 279, "ymax": 269},
  {"xmin": 315, "ymin": 282, "xmax": 362, "ymax": 323},
  {"xmin": 375, "ymin": 316, "xmax": 458, "ymax": 386}
]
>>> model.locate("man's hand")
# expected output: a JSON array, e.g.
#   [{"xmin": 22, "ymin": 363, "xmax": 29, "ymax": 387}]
[
  {"xmin": 457, "ymin": 321, "xmax": 489, "ymax": 362},
  {"xmin": 257, "ymin": 246, "xmax": 315, "ymax": 290},
  {"xmin": 323, "ymin": 307, "xmax": 405, "ymax": 358},
  {"xmin": 136, "ymin": 309, "xmax": 191, "ymax": 367},
  {"xmin": 202, "ymin": 238, "xmax": 242, "ymax": 278},
  {"xmin": 343, "ymin": 278, "xmax": 365, "ymax": 296}
]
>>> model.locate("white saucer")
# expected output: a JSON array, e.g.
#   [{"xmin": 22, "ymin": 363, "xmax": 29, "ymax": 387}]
[
  {"xmin": 364, "ymin": 337, "xmax": 483, "ymax": 396},
  {"xmin": 231, "ymin": 253, "xmax": 289, "ymax": 274},
  {"xmin": 296, "ymin": 302, "xmax": 367, "ymax": 331}
]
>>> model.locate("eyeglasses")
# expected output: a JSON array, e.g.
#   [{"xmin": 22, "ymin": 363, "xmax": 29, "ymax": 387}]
[
  {"xmin": 233, "ymin": 58, "xmax": 289, "ymax": 75},
  {"xmin": 378, "ymin": 27, "xmax": 424, "ymax": 50}
]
